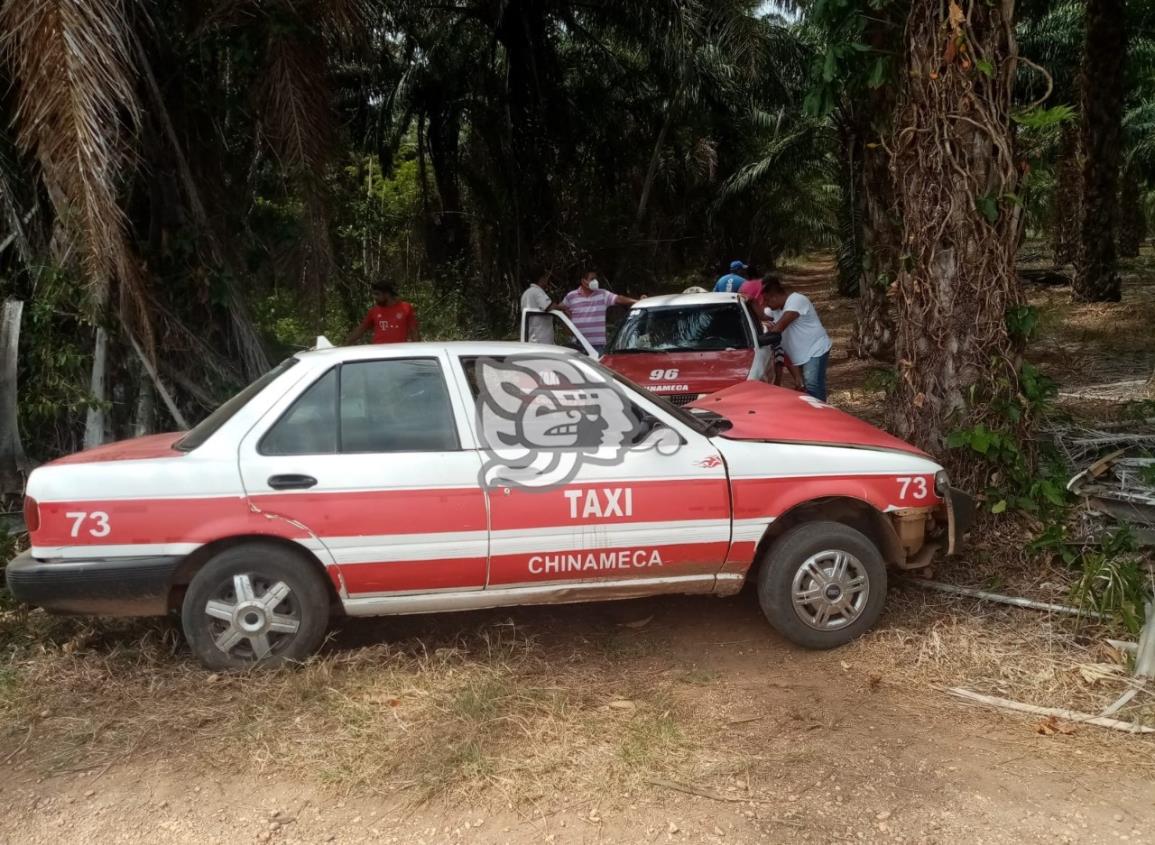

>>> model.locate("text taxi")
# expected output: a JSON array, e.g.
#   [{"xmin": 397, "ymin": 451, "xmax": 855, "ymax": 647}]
[{"xmin": 6, "ymin": 341, "xmax": 972, "ymax": 670}]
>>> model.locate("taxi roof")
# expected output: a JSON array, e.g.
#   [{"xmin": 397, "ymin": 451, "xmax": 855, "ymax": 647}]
[
  {"xmin": 293, "ymin": 340, "xmax": 580, "ymax": 363},
  {"xmin": 631, "ymin": 292, "xmax": 744, "ymax": 310}
]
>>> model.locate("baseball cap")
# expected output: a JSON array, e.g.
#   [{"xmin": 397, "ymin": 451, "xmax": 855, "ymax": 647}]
[{"xmin": 730, "ymin": 260, "xmax": 748, "ymax": 271}]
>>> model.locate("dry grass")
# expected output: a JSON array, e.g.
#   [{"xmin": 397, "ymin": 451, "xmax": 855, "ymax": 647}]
[{"xmin": 0, "ymin": 609, "xmax": 703, "ymax": 803}]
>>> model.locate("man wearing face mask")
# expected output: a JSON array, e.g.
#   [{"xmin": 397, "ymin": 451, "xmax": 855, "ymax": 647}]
[{"xmin": 562, "ymin": 269, "xmax": 640, "ymax": 354}]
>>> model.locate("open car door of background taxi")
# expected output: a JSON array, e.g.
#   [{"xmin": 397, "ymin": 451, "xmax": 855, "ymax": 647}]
[{"xmin": 520, "ymin": 309, "xmax": 599, "ymax": 359}]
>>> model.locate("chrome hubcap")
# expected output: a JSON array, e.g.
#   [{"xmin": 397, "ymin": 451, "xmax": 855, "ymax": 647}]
[
  {"xmin": 790, "ymin": 550, "xmax": 870, "ymax": 631},
  {"xmin": 204, "ymin": 574, "xmax": 300, "ymax": 660}
]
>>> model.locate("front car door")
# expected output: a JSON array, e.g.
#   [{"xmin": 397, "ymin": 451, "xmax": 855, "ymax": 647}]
[
  {"xmin": 453, "ymin": 352, "xmax": 735, "ymax": 597},
  {"xmin": 238, "ymin": 352, "xmax": 488, "ymax": 600},
  {"xmin": 741, "ymin": 298, "xmax": 775, "ymax": 382},
  {"xmin": 521, "ymin": 309, "xmax": 600, "ymax": 358}
]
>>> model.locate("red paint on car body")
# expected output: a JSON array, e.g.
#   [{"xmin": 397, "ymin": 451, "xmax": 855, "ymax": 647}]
[
  {"xmin": 601, "ymin": 349, "xmax": 756, "ymax": 397},
  {"xmin": 49, "ymin": 433, "xmax": 186, "ymax": 466},
  {"xmin": 692, "ymin": 381, "xmax": 928, "ymax": 456}
]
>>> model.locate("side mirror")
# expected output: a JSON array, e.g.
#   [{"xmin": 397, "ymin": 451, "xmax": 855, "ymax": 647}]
[{"xmin": 758, "ymin": 331, "xmax": 782, "ymax": 347}]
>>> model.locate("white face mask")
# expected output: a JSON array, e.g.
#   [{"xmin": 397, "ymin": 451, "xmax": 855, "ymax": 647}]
[{"xmin": 588, "ymin": 278, "xmax": 600, "ymax": 290}]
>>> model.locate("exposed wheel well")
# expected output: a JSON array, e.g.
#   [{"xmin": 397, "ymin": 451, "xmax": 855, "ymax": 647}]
[
  {"xmin": 166, "ymin": 535, "xmax": 342, "ymax": 614},
  {"xmin": 748, "ymin": 497, "xmax": 905, "ymax": 578}
]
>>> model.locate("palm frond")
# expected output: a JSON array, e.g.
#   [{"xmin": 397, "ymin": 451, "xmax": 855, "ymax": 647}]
[{"xmin": 0, "ymin": 0, "xmax": 143, "ymax": 304}]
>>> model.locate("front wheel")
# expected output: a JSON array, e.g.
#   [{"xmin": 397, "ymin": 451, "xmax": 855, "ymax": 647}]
[
  {"xmin": 757, "ymin": 521, "xmax": 887, "ymax": 649},
  {"xmin": 181, "ymin": 543, "xmax": 331, "ymax": 670}
]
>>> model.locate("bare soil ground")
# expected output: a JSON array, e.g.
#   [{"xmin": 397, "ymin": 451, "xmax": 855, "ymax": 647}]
[{"xmin": 3, "ymin": 253, "xmax": 1155, "ymax": 844}]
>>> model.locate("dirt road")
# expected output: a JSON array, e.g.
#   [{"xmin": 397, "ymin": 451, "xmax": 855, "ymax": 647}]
[{"xmin": 3, "ymin": 589, "xmax": 1153, "ymax": 845}]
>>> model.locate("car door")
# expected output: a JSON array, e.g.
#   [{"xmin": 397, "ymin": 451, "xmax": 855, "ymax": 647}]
[
  {"xmin": 456, "ymin": 353, "xmax": 732, "ymax": 595},
  {"xmin": 238, "ymin": 353, "xmax": 488, "ymax": 598},
  {"xmin": 741, "ymin": 299, "xmax": 775, "ymax": 381},
  {"xmin": 520, "ymin": 309, "xmax": 600, "ymax": 358}
]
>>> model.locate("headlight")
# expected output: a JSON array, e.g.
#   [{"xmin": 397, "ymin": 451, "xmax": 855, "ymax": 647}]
[{"xmin": 934, "ymin": 470, "xmax": 950, "ymax": 497}]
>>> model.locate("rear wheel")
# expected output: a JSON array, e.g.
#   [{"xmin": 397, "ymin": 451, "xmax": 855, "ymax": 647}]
[
  {"xmin": 181, "ymin": 544, "xmax": 331, "ymax": 670},
  {"xmin": 757, "ymin": 521, "xmax": 887, "ymax": 649}
]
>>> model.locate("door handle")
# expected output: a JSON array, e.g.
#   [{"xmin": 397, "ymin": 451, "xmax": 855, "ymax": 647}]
[{"xmin": 267, "ymin": 474, "xmax": 318, "ymax": 490}]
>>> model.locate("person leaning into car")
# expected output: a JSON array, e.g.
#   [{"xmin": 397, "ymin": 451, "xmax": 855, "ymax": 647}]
[{"xmin": 761, "ymin": 274, "xmax": 832, "ymax": 402}]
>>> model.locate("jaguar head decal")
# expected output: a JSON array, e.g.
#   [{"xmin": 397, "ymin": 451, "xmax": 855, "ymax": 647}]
[{"xmin": 475, "ymin": 355, "xmax": 679, "ymax": 489}]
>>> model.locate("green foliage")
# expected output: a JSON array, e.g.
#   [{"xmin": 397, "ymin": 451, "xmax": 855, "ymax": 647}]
[
  {"xmin": 863, "ymin": 367, "xmax": 897, "ymax": 395},
  {"xmin": 1032, "ymin": 524, "xmax": 1152, "ymax": 634},
  {"xmin": 804, "ymin": 0, "xmax": 902, "ymax": 118},
  {"xmin": 3, "ymin": 266, "xmax": 97, "ymax": 459},
  {"xmin": 0, "ymin": 528, "xmax": 19, "ymax": 566},
  {"xmin": 1005, "ymin": 304, "xmax": 1041, "ymax": 343},
  {"xmin": 1011, "ymin": 104, "xmax": 1076, "ymax": 130},
  {"xmin": 976, "ymin": 194, "xmax": 1000, "ymax": 224},
  {"xmin": 947, "ymin": 362, "xmax": 1065, "ymax": 515}
]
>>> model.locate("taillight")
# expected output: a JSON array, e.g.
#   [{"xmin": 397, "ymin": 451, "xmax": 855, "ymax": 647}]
[{"xmin": 23, "ymin": 496, "xmax": 39, "ymax": 533}]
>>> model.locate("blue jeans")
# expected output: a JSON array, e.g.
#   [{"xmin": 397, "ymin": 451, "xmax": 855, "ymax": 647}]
[{"xmin": 800, "ymin": 352, "xmax": 829, "ymax": 402}]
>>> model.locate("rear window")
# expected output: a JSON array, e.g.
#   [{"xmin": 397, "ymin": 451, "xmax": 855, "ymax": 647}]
[
  {"xmin": 175, "ymin": 359, "xmax": 298, "ymax": 452},
  {"xmin": 259, "ymin": 358, "xmax": 460, "ymax": 455}
]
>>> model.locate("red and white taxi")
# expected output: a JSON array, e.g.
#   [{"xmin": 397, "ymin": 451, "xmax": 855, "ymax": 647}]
[
  {"xmin": 6, "ymin": 341, "xmax": 972, "ymax": 670},
  {"xmin": 524, "ymin": 292, "xmax": 774, "ymax": 404}
]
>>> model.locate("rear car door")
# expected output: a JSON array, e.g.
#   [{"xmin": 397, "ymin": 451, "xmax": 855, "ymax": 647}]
[{"xmin": 238, "ymin": 353, "xmax": 488, "ymax": 598}]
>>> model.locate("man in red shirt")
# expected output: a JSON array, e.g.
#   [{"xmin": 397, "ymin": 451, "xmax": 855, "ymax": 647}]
[{"xmin": 344, "ymin": 282, "xmax": 420, "ymax": 345}]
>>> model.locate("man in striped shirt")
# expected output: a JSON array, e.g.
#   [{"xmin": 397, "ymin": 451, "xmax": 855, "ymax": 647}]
[{"xmin": 561, "ymin": 270, "xmax": 641, "ymax": 354}]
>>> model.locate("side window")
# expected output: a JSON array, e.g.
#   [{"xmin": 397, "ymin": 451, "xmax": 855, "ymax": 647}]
[
  {"xmin": 460, "ymin": 355, "xmax": 656, "ymax": 446},
  {"xmin": 260, "ymin": 369, "xmax": 338, "ymax": 455},
  {"xmin": 339, "ymin": 359, "xmax": 459, "ymax": 452}
]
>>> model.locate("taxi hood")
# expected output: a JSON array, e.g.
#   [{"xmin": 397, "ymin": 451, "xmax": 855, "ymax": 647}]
[
  {"xmin": 601, "ymin": 349, "xmax": 755, "ymax": 396},
  {"xmin": 689, "ymin": 381, "xmax": 927, "ymax": 456}
]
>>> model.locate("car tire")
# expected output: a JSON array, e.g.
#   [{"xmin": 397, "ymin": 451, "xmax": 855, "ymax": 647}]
[
  {"xmin": 181, "ymin": 543, "xmax": 331, "ymax": 671},
  {"xmin": 757, "ymin": 521, "xmax": 887, "ymax": 650}
]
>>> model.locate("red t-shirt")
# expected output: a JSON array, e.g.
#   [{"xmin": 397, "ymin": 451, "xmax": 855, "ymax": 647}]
[
  {"xmin": 738, "ymin": 278, "xmax": 764, "ymax": 301},
  {"xmin": 360, "ymin": 302, "xmax": 417, "ymax": 343}
]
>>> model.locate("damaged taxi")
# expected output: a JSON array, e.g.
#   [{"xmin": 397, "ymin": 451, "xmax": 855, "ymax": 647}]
[{"xmin": 6, "ymin": 341, "xmax": 972, "ymax": 669}]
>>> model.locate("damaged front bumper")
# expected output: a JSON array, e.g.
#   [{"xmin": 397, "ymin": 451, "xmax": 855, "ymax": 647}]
[
  {"xmin": 889, "ymin": 486, "xmax": 975, "ymax": 570},
  {"xmin": 943, "ymin": 486, "xmax": 975, "ymax": 555}
]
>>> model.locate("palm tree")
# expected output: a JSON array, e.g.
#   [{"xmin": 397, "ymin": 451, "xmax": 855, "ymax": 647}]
[
  {"xmin": 1072, "ymin": 0, "xmax": 1126, "ymax": 302},
  {"xmin": 888, "ymin": 0, "xmax": 1025, "ymax": 458},
  {"xmin": 802, "ymin": 0, "xmax": 905, "ymax": 360}
]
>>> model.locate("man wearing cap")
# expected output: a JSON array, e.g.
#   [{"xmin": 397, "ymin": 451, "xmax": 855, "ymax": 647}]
[{"xmin": 713, "ymin": 260, "xmax": 748, "ymax": 293}]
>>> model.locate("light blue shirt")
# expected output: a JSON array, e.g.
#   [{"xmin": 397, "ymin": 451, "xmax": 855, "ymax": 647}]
[{"xmin": 714, "ymin": 273, "xmax": 745, "ymax": 293}]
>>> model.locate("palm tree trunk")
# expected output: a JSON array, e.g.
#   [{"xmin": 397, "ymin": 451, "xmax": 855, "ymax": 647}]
[
  {"xmin": 1051, "ymin": 122, "xmax": 1080, "ymax": 267},
  {"xmin": 636, "ymin": 103, "xmax": 676, "ymax": 231},
  {"xmin": 889, "ymin": 0, "xmax": 1024, "ymax": 460},
  {"xmin": 0, "ymin": 299, "xmax": 31, "ymax": 492},
  {"xmin": 1073, "ymin": 0, "xmax": 1125, "ymax": 302},
  {"xmin": 1119, "ymin": 164, "xmax": 1144, "ymax": 258},
  {"xmin": 83, "ymin": 327, "xmax": 109, "ymax": 450},
  {"xmin": 835, "ymin": 113, "xmax": 863, "ymax": 299},
  {"xmin": 854, "ymin": 130, "xmax": 897, "ymax": 361},
  {"xmin": 133, "ymin": 376, "xmax": 155, "ymax": 438}
]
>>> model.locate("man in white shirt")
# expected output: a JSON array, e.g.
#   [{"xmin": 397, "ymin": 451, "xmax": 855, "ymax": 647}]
[
  {"xmin": 762, "ymin": 274, "xmax": 833, "ymax": 402},
  {"xmin": 520, "ymin": 266, "xmax": 559, "ymax": 345}
]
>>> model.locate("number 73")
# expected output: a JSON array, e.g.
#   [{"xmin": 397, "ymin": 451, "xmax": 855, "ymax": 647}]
[
  {"xmin": 896, "ymin": 477, "xmax": 928, "ymax": 500},
  {"xmin": 66, "ymin": 511, "xmax": 111, "ymax": 538}
]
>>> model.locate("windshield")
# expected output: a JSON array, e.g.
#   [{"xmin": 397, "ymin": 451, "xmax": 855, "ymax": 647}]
[
  {"xmin": 607, "ymin": 303, "xmax": 751, "ymax": 354},
  {"xmin": 175, "ymin": 358, "xmax": 298, "ymax": 451}
]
